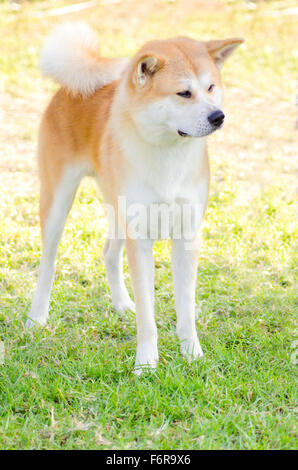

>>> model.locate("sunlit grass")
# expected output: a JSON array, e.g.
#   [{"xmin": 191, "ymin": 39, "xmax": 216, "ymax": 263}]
[{"xmin": 0, "ymin": 0, "xmax": 297, "ymax": 449}]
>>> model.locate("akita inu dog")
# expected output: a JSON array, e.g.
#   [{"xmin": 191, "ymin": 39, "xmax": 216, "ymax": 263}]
[{"xmin": 27, "ymin": 22, "xmax": 243, "ymax": 374}]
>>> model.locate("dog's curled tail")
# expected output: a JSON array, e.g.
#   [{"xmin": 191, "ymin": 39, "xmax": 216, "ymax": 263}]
[{"xmin": 40, "ymin": 22, "xmax": 129, "ymax": 97}]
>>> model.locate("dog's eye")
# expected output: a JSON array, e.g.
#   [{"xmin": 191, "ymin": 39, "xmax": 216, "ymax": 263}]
[
  {"xmin": 177, "ymin": 90, "xmax": 192, "ymax": 98},
  {"xmin": 208, "ymin": 84, "xmax": 215, "ymax": 93}
]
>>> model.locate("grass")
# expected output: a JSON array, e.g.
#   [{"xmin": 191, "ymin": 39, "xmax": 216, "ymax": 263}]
[{"xmin": 0, "ymin": 0, "xmax": 297, "ymax": 450}]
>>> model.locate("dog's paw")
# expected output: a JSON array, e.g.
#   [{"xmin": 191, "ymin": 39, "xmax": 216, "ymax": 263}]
[
  {"xmin": 113, "ymin": 297, "xmax": 136, "ymax": 314},
  {"xmin": 180, "ymin": 337, "xmax": 203, "ymax": 360},
  {"xmin": 134, "ymin": 363, "xmax": 157, "ymax": 376},
  {"xmin": 25, "ymin": 315, "xmax": 47, "ymax": 328},
  {"xmin": 134, "ymin": 342, "xmax": 158, "ymax": 376}
]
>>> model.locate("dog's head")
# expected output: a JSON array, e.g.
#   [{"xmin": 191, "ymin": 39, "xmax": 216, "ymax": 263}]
[{"xmin": 124, "ymin": 37, "xmax": 244, "ymax": 145}]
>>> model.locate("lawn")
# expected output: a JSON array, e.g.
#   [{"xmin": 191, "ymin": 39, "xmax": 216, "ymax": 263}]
[{"xmin": 0, "ymin": 0, "xmax": 297, "ymax": 450}]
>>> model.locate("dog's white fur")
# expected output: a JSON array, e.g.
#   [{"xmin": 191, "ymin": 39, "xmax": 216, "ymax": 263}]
[{"xmin": 40, "ymin": 22, "xmax": 129, "ymax": 96}]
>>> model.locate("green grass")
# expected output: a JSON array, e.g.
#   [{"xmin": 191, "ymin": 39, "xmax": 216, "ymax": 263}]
[{"xmin": 0, "ymin": 0, "xmax": 297, "ymax": 449}]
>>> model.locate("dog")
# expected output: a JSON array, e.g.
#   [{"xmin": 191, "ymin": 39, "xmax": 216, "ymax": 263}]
[{"xmin": 27, "ymin": 22, "xmax": 243, "ymax": 374}]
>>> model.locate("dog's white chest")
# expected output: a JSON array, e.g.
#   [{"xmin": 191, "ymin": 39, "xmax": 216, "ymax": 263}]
[
  {"xmin": 124, "ymin": 137, "xmax": 206, "ymax": 197},
  {"xmin": 120, "ymin": 138, "xmax": 209, "ymax": 239}
]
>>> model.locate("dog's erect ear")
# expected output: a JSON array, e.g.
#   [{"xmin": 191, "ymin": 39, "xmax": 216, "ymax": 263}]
[
  {"xmin": 133, "ymin": 55, "xmax": 165, "ymax": 87},
  {"xmin": 206, "ymin": 38, "xmax": 244, "ymax": 69}
]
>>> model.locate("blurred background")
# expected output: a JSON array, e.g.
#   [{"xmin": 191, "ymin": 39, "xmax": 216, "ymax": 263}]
[
  {"xmin": 0, "ymin": 0, "xmax": 296, "ymax": 220},
  {"xmin": 0, "ymin": 0, "xmax": 297, "ymax": 450}
]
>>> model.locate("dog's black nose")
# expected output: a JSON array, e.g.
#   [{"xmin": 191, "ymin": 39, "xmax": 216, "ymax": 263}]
[{"xmin": 208, "ymin": 110, "xmax": 225, "ymax": 127}]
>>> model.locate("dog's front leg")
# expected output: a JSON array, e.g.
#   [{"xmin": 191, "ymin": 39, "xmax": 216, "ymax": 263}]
[
  {"xmin": 172, "ymin": 237, "xmax": 203, "ymax": 359},
  {"xmin": 126, "ymin": 238, "xmax": 158, "ymax": 375}
]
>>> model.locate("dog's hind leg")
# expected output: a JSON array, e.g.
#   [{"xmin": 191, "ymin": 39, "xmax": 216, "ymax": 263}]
[
  {"xmin": 103, "ymin": 221, "xmax": 135, "ymax": 313},
  {"xmin": 26, "ymin": 163, "xmax": 85, "ymax": 327}
]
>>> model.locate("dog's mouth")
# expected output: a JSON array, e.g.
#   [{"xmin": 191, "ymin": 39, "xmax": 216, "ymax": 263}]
[
  {"xmin": 178, "ymin": 122, "xmax": 224, "ymax": 138},
  {"xmin": 177, "ymin": 130, "xmax": 189, "ymax": 137}
]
